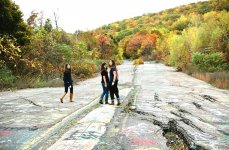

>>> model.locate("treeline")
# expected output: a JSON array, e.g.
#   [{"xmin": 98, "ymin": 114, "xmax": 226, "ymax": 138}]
[
  {"xmin": 94, "ymin": 0, "xmax": 229, "ymax": 88},
  {"xmin": 95, "ymin": 0, "xmax": 229, "ymax": 70},
  {"xmin": 0, "ymin": 0, "xmax": 122, "ymax": 89}
]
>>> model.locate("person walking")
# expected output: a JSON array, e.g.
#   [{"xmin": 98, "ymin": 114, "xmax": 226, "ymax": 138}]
[
  {"xmin": 99, "ymin": 63, "xmax": 109, "ymax": 104},
  {"xmin": 109, "ymin": 60, "xmax": 120, "ymax": 105},
  {"xmin": 60, "ymin": 64, "xmax": 74, "ymax": 103}
]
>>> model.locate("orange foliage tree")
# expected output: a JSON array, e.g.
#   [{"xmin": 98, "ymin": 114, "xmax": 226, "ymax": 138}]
[
  {"xmin": 124, "ymin": 32, "xmax": 158, "ymax": 59},
  {"xmin": 96, "ymin": 34, "xmax": 116, "ymax": 59}
]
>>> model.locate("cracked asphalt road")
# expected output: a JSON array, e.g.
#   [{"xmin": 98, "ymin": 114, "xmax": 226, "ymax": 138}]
[{"xmin": 95, "ymin": 62, "xmax": 229, "ymax": 150}]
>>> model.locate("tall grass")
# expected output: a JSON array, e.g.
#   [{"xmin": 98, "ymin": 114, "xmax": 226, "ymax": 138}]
[
  {"xmin": 0, "ymin": 59, "xmax": 108, "ymax": 91},
  {"xmin": 184, "ymin": 66, "xmax": 229, "ymax": 89}
]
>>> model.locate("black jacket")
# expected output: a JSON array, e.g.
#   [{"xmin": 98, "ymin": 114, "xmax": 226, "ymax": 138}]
[{"xmin": 63, "ymin": 71, "xmax": 73, "ymax": 84}]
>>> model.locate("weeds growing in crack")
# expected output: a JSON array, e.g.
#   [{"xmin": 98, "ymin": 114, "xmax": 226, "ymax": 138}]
[{"xmin": 164, "ymin": 131, "xmax": 189, "ymax": 150}]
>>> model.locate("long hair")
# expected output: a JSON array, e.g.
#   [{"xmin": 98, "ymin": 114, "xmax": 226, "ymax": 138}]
[
  {"xmin": 101, "ymin": 63, "xmax": 107, "ymax": 72},
  {"xmin": 65, "ymin": 64, "xmax": 71, "ymax": 72},
  {"xmin": 109, "ymin": 60, "xmax": 116, "ymax": 68},
  {"xmin": 109, "ymin": 60, "xmax": 119, "ymax": 78}
]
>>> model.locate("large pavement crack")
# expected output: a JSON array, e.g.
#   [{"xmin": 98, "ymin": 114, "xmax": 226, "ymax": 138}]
[{"xmin": 20, "ymin": 97, "xmax": 46, "ymax": 108}]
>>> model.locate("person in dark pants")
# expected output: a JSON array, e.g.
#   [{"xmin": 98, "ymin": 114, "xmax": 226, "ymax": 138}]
[
  {"xmin": 109, "ymin": 60, "xmax": 120, "ymax": 105},
  {"xmin": 99, "ymin": 63, "xmax": 109, "ymax": 104},
  {"xmin": 60, "ymin": 64, "xmax": 74, "ymax": 103}
]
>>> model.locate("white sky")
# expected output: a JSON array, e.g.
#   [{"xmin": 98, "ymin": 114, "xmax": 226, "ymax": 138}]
[{"xmin": 13, "ymin": 0, "xmax": 207, "ymax": 33}]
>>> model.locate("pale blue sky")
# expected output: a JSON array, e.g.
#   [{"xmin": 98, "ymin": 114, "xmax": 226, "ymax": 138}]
[{"xmin": 14, "ymin": 0, "xmax": 207, "ymax": 33}]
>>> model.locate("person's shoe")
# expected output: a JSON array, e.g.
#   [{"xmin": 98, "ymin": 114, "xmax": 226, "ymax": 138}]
[
  {"xmin": 60, "ymin": 98, "xmax": 63, "ymax": 103},
  {"xmin": 70, "ymin": 93, "xmax": 73, "ymax": 102},
  {"xmin": 105, "ymin": 99, "xmax": 108, "ymax": 104},
  {"xmin": 117, "ymin": 99, "xmax": 121, "ymax": 106},
  {"xmin": 99, "ymin": 99, "xmax": 103, "ymax": 104},
  {"xmin": 110, "ymin": 100, "xmax": 114, "ymax": 105}
]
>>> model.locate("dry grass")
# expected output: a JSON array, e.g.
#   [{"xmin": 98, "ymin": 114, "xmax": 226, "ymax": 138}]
[{"xmin": 186, "ymin": 68, "xmax": 229, "ymax": 89}]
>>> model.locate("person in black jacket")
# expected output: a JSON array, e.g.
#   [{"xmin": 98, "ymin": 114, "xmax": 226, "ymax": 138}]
[
  {"xmin": 109, "ymin": 60, "xmax": 120, "ymax": 105},
  {"xmin": 60, "ymin": 64, "xmax": 74, "ymax": 103},
  {"xmin": 99, "ymin": 63, "xmax": 109, "ymax": 104}
]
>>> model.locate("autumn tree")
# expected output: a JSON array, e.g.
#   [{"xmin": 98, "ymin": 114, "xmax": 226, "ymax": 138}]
[
  {"xmin": 77, "ymin": 32, "xmax": 99, "ymax": 51},
  {"xmin": 124, "ymin": 32, "xmax": 158, "ymax": 59},
  {"xmin": 27, "ymin": 11, "xmax": 39, "ymax": 26},
  {"xmin": 211, "ymin": 0, "xmax": 229, "ymax": 11},
  {"xmin": 27, "ymin": 11, "xmax": 44, "ymax": 27}
]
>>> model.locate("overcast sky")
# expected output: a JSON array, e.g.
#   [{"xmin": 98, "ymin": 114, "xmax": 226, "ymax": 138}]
[{"xmin": 13, "ymin": 0, "xmax": 207, "ymax": 33}]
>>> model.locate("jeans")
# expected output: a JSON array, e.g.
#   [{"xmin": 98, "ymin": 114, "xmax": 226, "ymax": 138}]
[
  {"xmin": 100, "ymin": 83, "xmax": 109, "ymax": 100},
  {"xmin": 110, "ymin": 80, "xmax": 119, "ymax": 100}
]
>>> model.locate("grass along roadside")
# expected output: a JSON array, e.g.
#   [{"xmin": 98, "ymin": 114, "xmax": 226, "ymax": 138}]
[
  {"xmin": 0, "ymin": 59, "xmax": 112, "ymax": 91},
  {"xmin": 183, "ymin": 67, "xmax": 229, "ymax": 89}
]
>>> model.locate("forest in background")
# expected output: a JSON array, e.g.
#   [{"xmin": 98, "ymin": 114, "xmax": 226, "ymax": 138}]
[{"xmin": 0, "ymin": 0, "xmax": 229, "ymax": 90}]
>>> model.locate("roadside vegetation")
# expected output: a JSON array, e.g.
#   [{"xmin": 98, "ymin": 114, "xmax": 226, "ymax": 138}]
[{"xmin": 95, "ymin": 0, "xmax": 229, "ymax": 89}]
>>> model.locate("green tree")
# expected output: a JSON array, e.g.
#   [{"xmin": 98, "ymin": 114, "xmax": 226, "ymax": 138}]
[
  {"xmin": 0, "ymin": 0, "xmax": 31, "ymax": 45},
  {"xmin": 73, "ymin": 41, "xmax": 89, "ymax": 60},
  {"xmin": 44, "ymin": 19, "xmax": 53, "ymax": 32}
]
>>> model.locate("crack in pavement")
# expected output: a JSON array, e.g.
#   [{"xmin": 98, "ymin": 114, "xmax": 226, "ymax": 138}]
[
  {"xmin": 20, "ymin": 97, "xmax": 46, "ymax": 108},
  {"xmin": 130, "ymin": 62, "xmax": 229, "ymax": 150}
]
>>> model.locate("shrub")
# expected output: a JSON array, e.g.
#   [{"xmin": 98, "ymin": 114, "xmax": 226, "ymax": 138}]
[
  {"xmin": 133, "ymin": 57, "xmax": 144, "ymax": 65},
  {"xmin": 172, "ymin": 15, "xmax": 189, "ymax": 31},
  {"xmin": 72, "ymin": 62, "xmax": 97, "ymax": 77},
  {"xmin": 192, "ymin": 52, "xmax": 228, "ymax": 72},
  {"xmin": 0, "ymin": 66, "xmax": 16, "ymax": 88}
]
